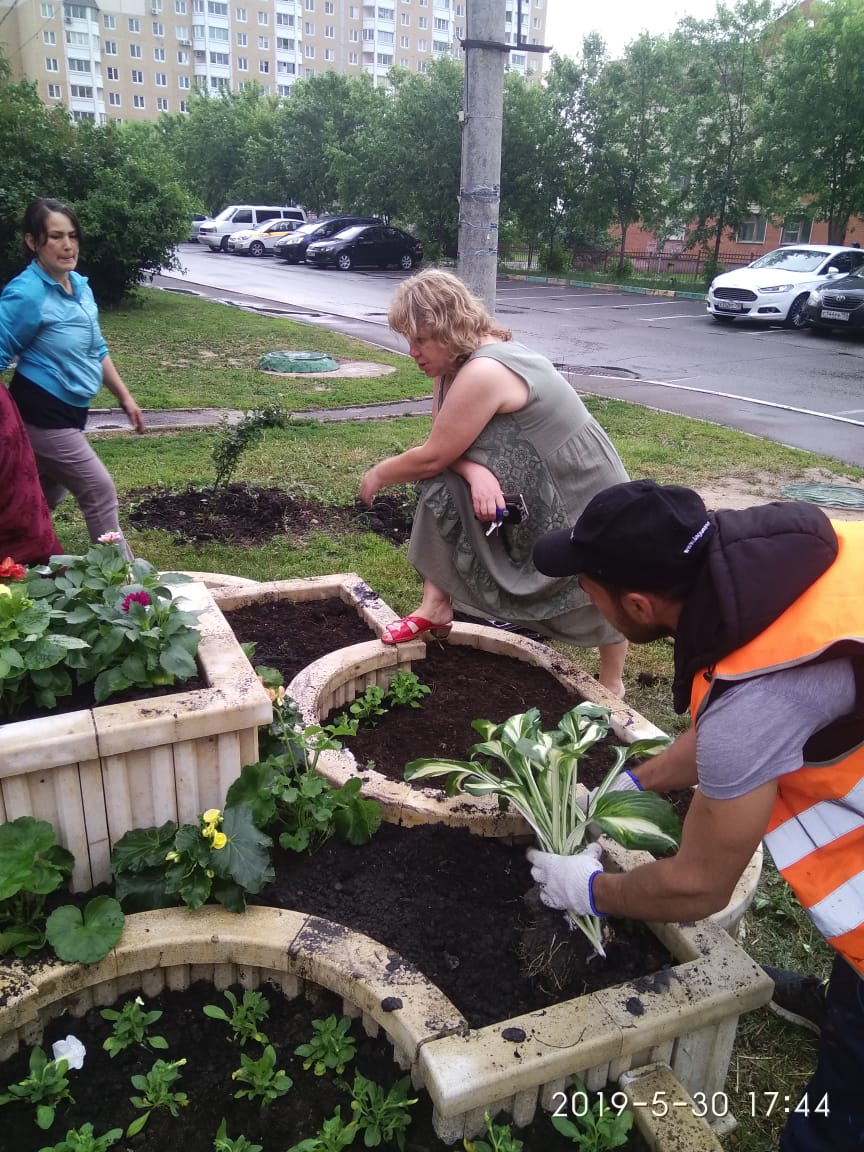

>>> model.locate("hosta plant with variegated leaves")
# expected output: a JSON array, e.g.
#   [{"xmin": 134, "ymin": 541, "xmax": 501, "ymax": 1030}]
[{"xmin": 404, "ymin": 703, "xmax": 679, "ymax": 957}]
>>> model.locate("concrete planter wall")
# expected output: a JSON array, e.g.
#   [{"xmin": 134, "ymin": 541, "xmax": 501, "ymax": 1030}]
[
  {"xmin": 0, "ymin": 582, "xmax": 272, "ymax": 891},
  {"xmin": 0, "ymin": 907, "xmax": 751, "ymax": 1150}
]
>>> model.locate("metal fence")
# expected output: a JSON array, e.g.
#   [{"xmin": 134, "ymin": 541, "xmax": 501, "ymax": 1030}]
[{"xmin": 500, "ymin": 246, "xmax": 762, "ymax": 281}]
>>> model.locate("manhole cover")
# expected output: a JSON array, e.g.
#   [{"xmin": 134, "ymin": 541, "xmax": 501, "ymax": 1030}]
[
  {"xmin": 553, "ymin": 363, "xmax": 641, "ymax": 380},
  {"xmin": 259, "ymin": 350, "xmax": 339, "ymax": 373}
]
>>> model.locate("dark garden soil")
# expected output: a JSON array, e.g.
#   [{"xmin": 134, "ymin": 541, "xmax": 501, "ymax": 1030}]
[
  {"xmin": 0, "ymin": 980, "xmax": 650, "ymax": 1152},
  {"xmin": 0, "ymin": 673, "xmax": 208, "ymax": 728},
  {"xmin": 129, "ymin": 486, "xmax": 414, "ymax": 547}
]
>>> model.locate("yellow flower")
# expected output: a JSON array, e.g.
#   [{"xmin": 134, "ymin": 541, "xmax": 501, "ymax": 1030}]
[
  {"xmin": 202, "ymin": 808, "xmax": 222, "ymax": 825},
  {"xmin": 165, "ymin": 851, "xmax": 180, "ymax": 862},
  {"xmin": 211, "ymin": 832, "xmax": 227, "ymax": 850},
  {"xmin": 0, "ymin": 585, "xmax": 11, "ymax": 597}
]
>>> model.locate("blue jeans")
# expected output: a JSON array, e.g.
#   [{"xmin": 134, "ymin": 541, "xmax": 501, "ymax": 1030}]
[{"xmin": 780, "ymin": 955, "xmax": 864, "ymax": 1152}]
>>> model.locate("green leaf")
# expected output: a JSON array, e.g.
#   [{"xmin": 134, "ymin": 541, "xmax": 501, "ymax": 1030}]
[
  {"xmin": 45, "ymin": 896, "xmax": 125, "ymax": 964},
  {"xmin": 110, "ymin": 822, "xmax": 178, "ymax": 874},
  {"xmin": 590, "ymin": 790, "xmax": 681, "ymax": 852},
  {"xmin": 0, "ymin": 817, "xmax": 71, "ymax": 901},
  {"xmin": 211, "ymin": 805, "xmax": 274, "ymax": 894},
  {"xmin": 114, "ymin": 868, "xmax": 175, "ymax": 913}
]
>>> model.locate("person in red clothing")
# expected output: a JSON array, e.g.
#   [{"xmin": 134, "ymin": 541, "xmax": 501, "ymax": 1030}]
[{"xmin": 0, "ymin": 379, "xmax": 61, "ymax": 564}]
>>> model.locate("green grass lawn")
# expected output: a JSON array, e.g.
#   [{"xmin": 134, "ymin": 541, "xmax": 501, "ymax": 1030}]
[{"xmin": 63, "ymin": 288, "xmax": 854, "ymax": 1149}]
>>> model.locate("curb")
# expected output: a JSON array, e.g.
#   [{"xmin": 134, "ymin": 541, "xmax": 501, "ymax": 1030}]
[{"xmin": 502, "ymin": 271, "xmax": 707, "ymax": 302}]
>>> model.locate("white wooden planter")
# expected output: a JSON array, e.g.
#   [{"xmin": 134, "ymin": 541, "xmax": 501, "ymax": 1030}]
[
  {"xmin": 0, "ymin": 906, "xmax": 763, "ymax": 1149},
  {"xmin": 0, "ymin": 582, "xmax": 272, "ymax": 892}
]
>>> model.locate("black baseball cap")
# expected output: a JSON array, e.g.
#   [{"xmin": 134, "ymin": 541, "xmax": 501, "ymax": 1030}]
[{"xmin": 532, "ymin": 479, "xmax": 714, "ymax": 590}]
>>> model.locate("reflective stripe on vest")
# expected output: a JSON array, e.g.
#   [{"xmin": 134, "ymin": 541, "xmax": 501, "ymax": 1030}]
[{"xmin": 690, "ymin": 520, "xmax": 864, "ymax": 976}]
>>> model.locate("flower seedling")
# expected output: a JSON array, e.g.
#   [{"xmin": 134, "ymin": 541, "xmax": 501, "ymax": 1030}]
[
  {"xmin": 550, "ymin": 1079, "xmax": 634, "ymax": 1150},
  {"xmin": 231, "ymin": 1044, "xmax": 293, "ymax": 1105},
  {"xmin": 36, "ymin": 1121, "xmax": 124, "ymax": 1152},
  {"xmin": 0, "ymin": 1045, "xmax": 74, "ymax": 1130},
  {"xmin": 100, "ymin": 996, "xmax": 168, "ymax": 1057},
  {"xmin": 213, "ymin": 1117, "xmax": 263, "ymax": 1152},
  {"xmin": 348, "ymin": 684, "xmax": 388, "ymax": 725},
  {"xmin": 126, "ymin": 1057, "xmax": 188, "ymax": 1137},
  {"xmin": 110, "ymin": 804, "xmax": 273, "ymax": 914},
  {"xmin": 203, "ymin": 988, "xmax": 271, "ymax": 1046},
  {"xmin": 405, "ymin": 704, "xmax": 679, "ymax": 957},
  {"xmin": 346, "ymin": 1072, "xmax": 417, "ymax": 1150},
  {"xmin": 294, "ymin": 1015, "xmax": 357, "ymax": 1076},
  {"xmin": 286, "ymin": 1107, "xmax": 358, "ymax": 1152},
  {"xmin": 384, "ymin": 670, "xmax": 431, "ymax": 709},
  {"xmin": 464, "ymin": 1113, "xmax": 524, "ymax": 1152},
  {"xmin": 0, "ymin": 816, "xmax": 74, "ymax": 958}
]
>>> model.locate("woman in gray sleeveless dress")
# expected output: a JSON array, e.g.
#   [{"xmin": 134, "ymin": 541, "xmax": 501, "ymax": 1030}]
[{"xmin": 359, "ymin": 269, "xmax": 629, "ymax": 696}]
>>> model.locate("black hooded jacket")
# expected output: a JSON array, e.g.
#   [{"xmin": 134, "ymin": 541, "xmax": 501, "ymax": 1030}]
[{"xmin": 671, "ymin": 502, "xmax": 839, "ymax": 714}]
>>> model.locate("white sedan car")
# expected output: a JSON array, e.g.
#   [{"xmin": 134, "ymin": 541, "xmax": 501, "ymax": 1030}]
[
  {"xmin": 226, "ymin": 218, "xmax": 302, "ymax": 256},
  {"xmin": 706, "ymin": 244, "xmax": 864, "ymax": 329}
]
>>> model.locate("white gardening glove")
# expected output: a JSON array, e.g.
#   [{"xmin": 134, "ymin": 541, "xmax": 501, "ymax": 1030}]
[{"xmin": 526, "ymin": 843, "xmax": 605, "ymax": 917}]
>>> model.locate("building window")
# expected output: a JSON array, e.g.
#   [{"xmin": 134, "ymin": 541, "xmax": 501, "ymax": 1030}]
[
  {"xmin": 128, "ymin": 17, "xmax": 140, "ymax": 31},
  {"xmin": 208, "ymin": 0, "xmax": 227, "ymax": 11},
  {"xmin": 65, "ymin": 3, "xmax": 88, "ymax": 17},
  {"xmin": 325, "ymin": 0, "xmax": 333, "ymax": 10},
  {"xmin": 377, "ymin": 51, "xmax": 392, "ymax": 63},
  {"xmin": 258, "ymin": 34, "xmax": 269, "ymax": 46},
  {"xmin": 736, "ymin": 216, "xmax": 767, "ymax": 244},
  {"xmin": 237, "ymin": 55, "xmax": 248, "ymax": 68},
  {"xmin": 67, "ymin": 56, "xmax": 90, "ymax": 70},
  {"xmin": 210, "ymin": 25, "xmax": 229, "ymax": 39},
  {"xmin": 155, "ymin": 71, "xmax": 167, "ymax": 84},
  {"xmin": 177, "ymin": 49, "xmax": 188, "ymax": 61},
  {"xmin": 401, "ymin": 11, "xmax": 409, "ymax": 22},
  {"xmin": 378, "ymin": 5, "xmax": 394, "ymax": 17},
  {"xmin": 277, "ymin": 58, "xmax": 295, "ymax": 72},
  {"xmin": 43, "ymin": 29, "xmax": 56, "ymax": 44},
  {"xmin": 70, "ymin": 83, "xmax": 93, "ymax": 97},
  {"xmin": 304, "ymin": 0, "xmax": 314, "ymax": 8},
  {"xmin": 434, "ymin": 16, "xmax": 447, "ymax": 29},
  {"xmin": 278, "ymin": 83, "xmax": 291, "ymax": 95},
  {"xmin": 418, "ymin": 16, "xmax": 427, "ymax": 27},
  {"xmin": 210, "ymin": 50, "xmax": 229, "ymax": 62},
  {"xmin": 236, "ymin": 5, "xmax": 246, "ymax": 17},
  {"xmin": 103, "ymin": 12, "xmax": 115, "ymax": 26},
  {"xmin": 176, "ymin": 24, "xmax": 189, "ymax": 37},
  {"xmin": 152, "ymin": 21, "xmax": 164, "ymax": 34},
  {"xmin": 131, "ymin": 68, "xmax": 143, "ymax": 81},
  {"xmin": 276, "ymin": 11, "xmax": 294, "ymax": 24},
  {"xmin": 259, "ymin": 58, "xmax": 269, "ymax": 71},
  {"xmin": 47, "ymin": 82, "xmax": 62, "ymax": 96},
  {"xmin": 416, "ymin": 58, "xmax": 426, "ymax": 71},
  {"xmin": 133, "ymin": 94, "xmax": 145, "ymax": 107},
  {"xmin": 175, "ymin": 0, "xmax": 187, "ymax": 12},
  {"xmin": 106, "ymin": 65, "xmax": 119, "ymax": 78},
  {"xmin": 157, "ymin": 96, "xmax": 168, "ymax": 109},
  {"xmin": 305, "ymin": 43, "xmax": 314, "ymax": 56},
  {"xmin": 304, "ymin": 20, "xmax": 314, "ymax": 33},
  {"xmin": 348, "ymin": 50, "xmax": 358, "ymax": 62},
  {"xmin": 417, "ymin": 37, "xmax": 426, "ymax": 49},
  {"xmin": 154, "ymin": 46, "xmax": 166, "ymax": 59},
  {"xmin": 41, "ymin": 2, "xmax": 55, "ymax": 16},
  {"xmin": 325, "ymin": 23, "xmax": 334, "ymax": 36},
  {"xmin": 237, "ymin": 31, "xmax": 248, "ymax": 44},
  {"xmin": 304, "ymin": 66, "xmax": 313, "ymax": 75},
  {"xmin": 399, "ymin": 34, "xmax": 408, "ymax": 46},
  {"xmin": 109, "ymin": 90, "xmax": 121, "ymax": 104},
  {"xmin": 324, "ymin": 47, "xmax": 334, "ymax": 59},
  {"xmin": 276, "ymin": 35, "xmax": 293, "ymax": 48},
  {"xmin": 65, "ymin": 29, "xmax": 87, "ymax": 44},
  {"xmin": 130, "ymin": 43, "xmax": 142, "ymax": 57},
  {"xmin": 179, "ymin": 74, "xmax": 190, "ymax": 86},
  {"xmin": 781, "ymin": 218, "xmax": 813, "ymax": 245},
  {"xmin": 349, "ymin": 28, "xmax": 358, "ymax": 39},
  {"xmin": 257, "ymin": 9, "xmax": 268, "ymax": 22},
  {"xmin": 349, "ymin": 4, "xmax": 358, "ymax": 15},
  {"xmin": 192, "ymin": 24, "xmax": 205, "ymax": 36}
]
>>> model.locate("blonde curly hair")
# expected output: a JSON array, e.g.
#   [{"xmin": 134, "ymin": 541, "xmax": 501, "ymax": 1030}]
[{"xmin": 388, "ymin": 268, "xmax": 511, "ymax": 368}]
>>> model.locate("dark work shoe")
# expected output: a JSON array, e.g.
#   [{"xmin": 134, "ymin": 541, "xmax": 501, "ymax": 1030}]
[{"xmin": 763, "ymin": 966, "xmax": 828, "ymax": 1035}]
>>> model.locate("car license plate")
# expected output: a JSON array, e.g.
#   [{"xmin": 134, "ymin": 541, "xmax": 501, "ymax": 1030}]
[
  {"xmin": 715, "ymin": 300, "xmax": 743, "ymax": 312},
  {"xmin": 820, "ymin": 309, "xmax": 848, "ymax": 321}
]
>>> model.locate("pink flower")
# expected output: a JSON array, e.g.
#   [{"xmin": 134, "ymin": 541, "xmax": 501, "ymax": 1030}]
[
  {"xmin": 98, "ymin": 531, "xmax": 124, "ymax": 544},
  {"xmin": 0, "ymin": 557, "xmax": 26, "ymax": 581},
  {"xmin": 121, "ymin": 590, "xmax": 152, "ymax": 612}
]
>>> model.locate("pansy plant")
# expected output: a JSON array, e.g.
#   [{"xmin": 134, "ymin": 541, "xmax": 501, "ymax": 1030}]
[{"xmin": 405, "ymin": 703, "xmax": 679, "ymax": 956}]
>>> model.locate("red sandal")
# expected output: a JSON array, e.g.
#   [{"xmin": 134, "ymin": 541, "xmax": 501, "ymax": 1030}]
[{"xmin": 381, "ymin": 615, "xmax": 453, "ymax": 645}]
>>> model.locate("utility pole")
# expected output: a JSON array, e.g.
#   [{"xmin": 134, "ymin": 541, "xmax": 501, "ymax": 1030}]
[{"xmin": 457, "ymin": 0, "xmax": 507, "ymax": 313}]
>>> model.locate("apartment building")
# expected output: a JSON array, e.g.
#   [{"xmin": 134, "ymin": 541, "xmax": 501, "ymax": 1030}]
[{"xmin": 0, "ymin": 0, "xmax": 547, "ymax": 123}]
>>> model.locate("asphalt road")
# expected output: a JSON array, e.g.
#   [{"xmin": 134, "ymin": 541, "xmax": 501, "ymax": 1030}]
[{"xmin": 158, "ymin": 246, "xmax": 864, "ymax": 467}]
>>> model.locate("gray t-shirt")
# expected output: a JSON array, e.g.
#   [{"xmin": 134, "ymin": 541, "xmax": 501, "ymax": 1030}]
[{"xmin": 696, "ymin": 658, "xmax": 857, "ymax": 799}]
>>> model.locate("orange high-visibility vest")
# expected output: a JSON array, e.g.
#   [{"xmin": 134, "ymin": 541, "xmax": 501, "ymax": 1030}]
[{"xmin": 690, "ymin": 520, "xmax": 864, "ymax": 976}]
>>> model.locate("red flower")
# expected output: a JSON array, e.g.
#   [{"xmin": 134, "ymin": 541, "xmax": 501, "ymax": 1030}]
[
  {"xmin": 121, "ymin": 590, "xmax": 152, "ymax": 613},
  {"xmin": 0, "ymin": 557, "xmax": 26, "ymax": 581}
]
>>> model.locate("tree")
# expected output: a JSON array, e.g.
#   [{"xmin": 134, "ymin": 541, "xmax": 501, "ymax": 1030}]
[
  {"xmin": 667, "ymin": 0, "xmax": 773, "ymax": 269},
  {"xmin": 758, "ymin": 0, "xmax": 864, "ymax": 243},
  {"xmin": 583, "ymin": 34, "xmax": 676, "ymax": 268}
]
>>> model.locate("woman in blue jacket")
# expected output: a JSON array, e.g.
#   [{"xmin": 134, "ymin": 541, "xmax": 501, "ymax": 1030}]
[{"xmin": 0, "ymin": 198, "xmax": 145, "ymax": 558}]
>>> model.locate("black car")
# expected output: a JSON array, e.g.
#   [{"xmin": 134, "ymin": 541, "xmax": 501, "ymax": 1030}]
[
  {"xmin": 305, "ymin": 224, "xmax": 423, "ymax": 271},
  {"xmin": 273, "ymin": 215, "xmax": 379, "ymax": 263},
  {"xmin": 802, "ymin": 268, "xmax": 864, "ymax": 334}
]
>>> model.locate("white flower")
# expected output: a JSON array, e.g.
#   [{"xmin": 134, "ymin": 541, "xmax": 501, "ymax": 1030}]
[{"xmin": 52, "ymin": 1034, "xmax": 86, "ymax": 1070}]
